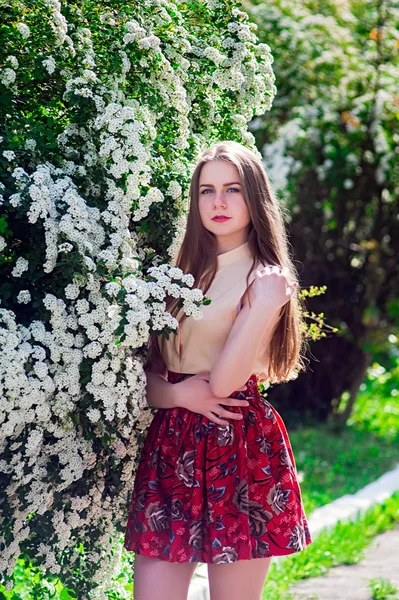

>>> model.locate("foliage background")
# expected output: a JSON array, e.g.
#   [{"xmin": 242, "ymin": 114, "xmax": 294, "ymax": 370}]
[{"xmin": 246, "ymin": 0, "xmax": 399, "ymax": 422}]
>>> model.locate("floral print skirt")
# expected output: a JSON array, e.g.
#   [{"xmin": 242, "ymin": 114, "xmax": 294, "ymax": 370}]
[{"xmin": 124, "ymin": 371, "xmax": 313, "ymax": 563}]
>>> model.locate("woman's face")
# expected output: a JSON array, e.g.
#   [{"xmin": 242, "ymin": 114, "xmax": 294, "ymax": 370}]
[{"xmin": 198, "ymin": 160, "xmax": 251, "ymax": 251}]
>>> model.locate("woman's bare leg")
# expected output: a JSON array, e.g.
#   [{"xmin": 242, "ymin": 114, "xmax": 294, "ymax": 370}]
[
  {"xmin": 207, "ymin": 557, "xmax": 272, "ymax": 600},
  {"xmin": 133, "ymin": 554, "xmax": 199, "ymax": 600}
]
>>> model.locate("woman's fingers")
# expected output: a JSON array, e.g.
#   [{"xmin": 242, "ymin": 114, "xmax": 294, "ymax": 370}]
[
  {"xmin": 218, "ymin": 408, "xmax": 243, "ymax": 420},
  {"xmin": 222, "ymin": 397, "xmax": 249, "ymax": 407},
  {"xmin": 208, "ymin": 412, "xmax": 232, "ymax": 425},
  {"xmin": 207, "ymin": 399, "xmax": 248, "ymax": 423}
]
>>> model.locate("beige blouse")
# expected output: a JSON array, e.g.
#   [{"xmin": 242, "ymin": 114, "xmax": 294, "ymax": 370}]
[{"xmin": 159, "ymin": 241, "xmax": 276, "ymax": 384}]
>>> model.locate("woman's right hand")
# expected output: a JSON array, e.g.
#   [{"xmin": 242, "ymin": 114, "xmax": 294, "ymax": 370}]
[
  {"xmin": 173, "ymin": 372, "xmax": 250, "ymax": 425},
  {"xmin": 251, "ymin": 265, "xmax": 297, "ymax": 309}
]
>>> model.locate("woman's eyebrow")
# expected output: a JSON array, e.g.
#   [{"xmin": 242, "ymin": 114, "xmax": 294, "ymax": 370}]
[{"xmin": 199, "ymin": 181, "xmax": 241, "ymax": 187}]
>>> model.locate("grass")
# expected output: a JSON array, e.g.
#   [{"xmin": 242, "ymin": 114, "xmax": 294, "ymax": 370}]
[
  {"xmin": 287, "ymin": 358, "xmax": 399, "ymax": 515},
  {"xmin": 345, "ymin": 359, "xmax": 399, "ymax": 443},
  {"xmin": 262, "ymin": 491, "xmax": 399, "ymax": 600},
  {"xmin": 289, "ymin": 421, "xmax": 399, "ymax": 515},
  {"xmin": 368, "ymin": 578, "xmax": 399, "ymax": 600}
]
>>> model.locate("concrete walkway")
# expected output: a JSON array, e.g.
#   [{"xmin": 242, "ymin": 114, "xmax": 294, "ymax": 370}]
[
  {"xmin": 289, "ymin": 523, "xmax": 399, "ymax": 600},
  {"xmin": 188, "ymin": 462, "xmax": 399, "ymax": 600}
]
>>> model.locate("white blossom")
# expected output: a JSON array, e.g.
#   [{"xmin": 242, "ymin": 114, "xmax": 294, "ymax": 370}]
[
  {"xmin": 166, "ymin": 180, "xmax": 182, "ymax": 199},
  {"xmin": 17, "ymin": 290, "xmax": 31, "ymax": 304},
  {"xmin": 7, "ymin": 56, "xmax": 19, "ymax": 69},
  {"xmin": 42, "ymin": 56, "xmax": 56, "ymax": 75},
  {"xmin": 17, "ymin": 23, "xmax": 30, "ymax": 38},
  {"xmin": 25, "ymin": 139, "xmax": 37, "ymax": 152},
  {"xmin": 2, "ymin": 150, "xmax": 16, "ymax": 161},
  {"xmin": 87, "ymin": 408, "xmax": 101, "ymax": 423},
  {"xmin": 0, "ymin": 68, "xmax": 17, "ymax": 87},
  {"xmin": 64, "ymin": 284, "xmax": 80, "ymax": 300},
  {"xmin": 11, "ymin": 257, "xmax": 29, "ymax": 278},
  {"xmin": 58, "ymin": 242, "xmax": 73, "ymax": 253}
]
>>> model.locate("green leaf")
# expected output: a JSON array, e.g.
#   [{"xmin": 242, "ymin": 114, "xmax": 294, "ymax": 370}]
[{"xmin": 60, "ymin": 588, "xmax": 78, "ymax": 599}]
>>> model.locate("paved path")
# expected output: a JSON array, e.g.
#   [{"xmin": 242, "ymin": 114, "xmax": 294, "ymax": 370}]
[{"xmin": 288, "ymin": 523, "xmax": 399, "ymax": 600}]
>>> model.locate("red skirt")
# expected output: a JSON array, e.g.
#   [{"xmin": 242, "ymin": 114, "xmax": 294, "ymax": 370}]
[{"xmin": 124, "ymin": 371, "xmax": 313, "ymax": 563}]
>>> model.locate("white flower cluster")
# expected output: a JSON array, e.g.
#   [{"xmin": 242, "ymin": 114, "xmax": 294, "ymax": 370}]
[
  {"xmin": 203, "ymin": 46, "xmax": 228, "ymax": 66},
  {"xmin": 166, "ymin": 179, "xmax": 182, "ymax": 199},
  {"xmin": 0, "ymin": 67, "xmax": 16, "ymax": 88},
  {"xmin": 17, "ymin": 290, "xmax": 31, "ymax": 304},
  {"xmin": 17, "ymin": 22, "xmax": 30, "ymax": 38},
  {"xmin": 42, "ymin": 55, "xmax": 56, "ymax": 75},
  {"xmin": 45, "ymin": 0, "xmax": 70, "ymax": 48},
  {"xmin": 100, "ymin": 13, "xmax": 116, "ymax": 26},
  {"xmin": 23, "ymin": 164, "xmax": 104, "ymax": 273},
  {"xmin": 0, "ymin": 292, "xmax": 148, "ymax": 570},
  {"xmin": 132, "ymin": 186, "xmax": 164, "ymax": 221},
  {"xmin": 3, "ymin": 150, "xmax": 16, "ymax": 161},
  {"xmin": 227, "ymin": 21, "xmax": 257, "ymax": 43},
  {"xmin": 104, "ymin": 266, "xmax": 204, "ymax": 348},
  {"xmin": 122, "ymin": 19, "xmax": 146, "ymax": 46},
  {"xmin": 205, "ymin": 0, "xmax": 223, "ymax": 9},
  {"xmin": 11, "ymin": 257, "xmax": 29, "ymax": 278},
  {"xmin": 7, "ymin": 55, "xmax": 19, "ymax": 69},
  {"xmin": 25, "ymin": 139, "xmax": 37, "ymax": 152}
]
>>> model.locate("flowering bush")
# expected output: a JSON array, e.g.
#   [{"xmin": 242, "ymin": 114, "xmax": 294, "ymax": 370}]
[{"xmin": 0, "ymin": 0, "xmax": 276, "ymax": 596}]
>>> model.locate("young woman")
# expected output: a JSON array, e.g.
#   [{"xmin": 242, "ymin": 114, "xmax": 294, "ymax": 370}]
[{"xmin": 124, "ymin": 140, "xmax": 312, "ymax": 600}]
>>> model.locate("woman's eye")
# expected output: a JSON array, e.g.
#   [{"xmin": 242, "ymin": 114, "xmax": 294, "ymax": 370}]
[{"xmin": 201, "ymin": 188, "xmax": 239, "ymax": 194}]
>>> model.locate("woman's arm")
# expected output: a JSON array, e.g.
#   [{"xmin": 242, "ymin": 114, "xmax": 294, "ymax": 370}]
[
  {"xmin": 144, "ymin": 358, "xmax": 250, "ymax": 423},
  {"xmin": 208, "ymin": 286, "xmax": 282, "ymax": 398},
  {"xmin": 145, "ymin": 370, "xmax": 179, "ymax": 409}
]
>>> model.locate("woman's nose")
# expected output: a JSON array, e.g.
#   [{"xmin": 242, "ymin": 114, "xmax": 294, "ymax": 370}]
[{"xmin": 212, "ymin": 192, "xmax": 227, "ymax": 207}]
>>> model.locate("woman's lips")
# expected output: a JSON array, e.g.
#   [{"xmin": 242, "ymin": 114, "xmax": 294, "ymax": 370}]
[{"xmin": 212, "ymin": 216, "xmax": 231, "ymax": 222}]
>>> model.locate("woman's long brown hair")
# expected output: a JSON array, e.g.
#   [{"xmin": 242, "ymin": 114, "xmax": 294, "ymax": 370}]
[{"xmin": 144, "ymin": 140, "xmax": 308, "ymax": 383}]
